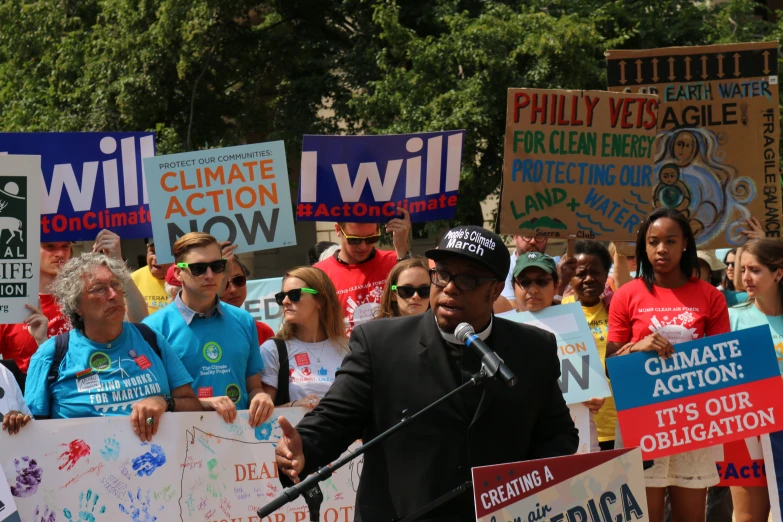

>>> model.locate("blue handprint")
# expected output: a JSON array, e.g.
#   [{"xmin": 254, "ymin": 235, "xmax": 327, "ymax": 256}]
[
  {"xmin": 63, "ymin": 489, "xmax": 105, "ymax": 522},
  {"xmin": 99, "ymin": 438, "xmax": 120, "ymax": 461},
  {"xmin": 119, "ymin": 488, "xmax": 162, "ymax": 522},
  {"xmin": 131, "ymin": 444, "xmax": 166, "ymax": 477}
]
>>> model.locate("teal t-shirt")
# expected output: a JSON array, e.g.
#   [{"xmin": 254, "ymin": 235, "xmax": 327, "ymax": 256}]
[
  {"xmin": 729, "ymin": 303, "xmax": 783, "ymax": 376},
  {"xmin": 24, "ymin": 323, "xmax": 193, "ymax": 419},
  {"xmin": 723, "ymin": 289, "xmax": 749, "ymax": 307},
  {"xmin": 143, "ymin": 300, "xmax": 263, "ymax": 409}
]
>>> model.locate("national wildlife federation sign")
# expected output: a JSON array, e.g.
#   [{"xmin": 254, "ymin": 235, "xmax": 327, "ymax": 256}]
[{"xmin": 0, "ymin": 155, "xmax": 41, "ymax": 324}]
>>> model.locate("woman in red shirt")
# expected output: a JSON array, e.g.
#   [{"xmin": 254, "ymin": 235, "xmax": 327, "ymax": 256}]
[{"xmin": 607, "ymin": 208, "xmax": 729, "ymax": 522}]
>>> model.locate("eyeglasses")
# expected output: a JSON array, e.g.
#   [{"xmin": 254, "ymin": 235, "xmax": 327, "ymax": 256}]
[
  {"xmin": 392, "ymin": 285, "xmax": 431, "ymax": 299},
  {"xmin": 429, "ymin": 269, "xmax": 497, "ymax": 292},
  {"xmin": 275, "ymin": 288, "xmax": 319, "ymax": 305},
  {"xmin": 176, "ymin": 259, "xmax": 227, "ymax": 277},
  {"xmin": 520, "ymin": 237, "xmax": 546, "ymax": 243},
  {"xmin": 340, "ymin": 226, "xmax": 381, "ymax": 246},
  {"xmin": 87, "ymin": 280, "xmax": 124, "ymax": 296},
  {"xmin": 515, "ymin": 276, "xmax": 554, "ymax": 289},
  {"xmin": 225, "ymin": 275, "xmax": 247, "ymax": 289}
]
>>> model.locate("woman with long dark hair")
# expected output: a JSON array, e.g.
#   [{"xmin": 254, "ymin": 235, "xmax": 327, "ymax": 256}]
[{"xmin": 607, "ymin": 208, "xmax": 730, "ymax": 522}]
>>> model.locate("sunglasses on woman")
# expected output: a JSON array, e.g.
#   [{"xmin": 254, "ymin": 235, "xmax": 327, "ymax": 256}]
[
  {"xmin": 275, "ymin": 287, "xmax": 319, "ymax": 305},
  {"xmin": 515, "ymin": 276, "xmax": 553, "ymax": 289},
  {"xmin": 176, "ymin": 259, "xmax": 227, "ymax": 277},
  {"xmin": 340, "ymin": 226, "xmax": 381, "ymax": 246},
  {"xmin": 392, "ymin": 285, "xmax": 431, "ymax": 299},
  {"xmin": 225, "ymin": 275, "xmax": 247, "ymax": 289}
]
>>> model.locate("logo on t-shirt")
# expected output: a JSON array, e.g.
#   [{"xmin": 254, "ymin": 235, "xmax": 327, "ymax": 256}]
[
  {"xmin": 294, "ymin": 353, "xmax": 310, "ymax": 367},
  {"xmin": 89, "ymin": 351, "xmax": 111, "ymax": 371},
  {"xmin": 225, "ymin": 384, "xmax": 241, "ymax": 403},
  {"xmin": 648, "ymin": 312, "xmax": 699, "ymax": 343},
  {"xmin": 302, "ymin": 367, "xmax": 312, "ymax": 377},
  {"xmin": 198, "ymin": 387, "xmax": 213, "ymax": 398},
  {"xmin": 202, "ymin": 342, "xmax": 223, "ymax": 363}
]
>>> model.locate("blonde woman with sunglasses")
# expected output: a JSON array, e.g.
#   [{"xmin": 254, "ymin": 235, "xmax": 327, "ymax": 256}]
[
  {"xmin": 313, "ymin": 209, "xmax": 412, "ymax": 333},
  {"xmin": 377, "ymin": 258, "xmax": 432, "ymax": 318},
  {"xmin": 260, "ymin": 267, "xmax": 349, "ymax": 410}
]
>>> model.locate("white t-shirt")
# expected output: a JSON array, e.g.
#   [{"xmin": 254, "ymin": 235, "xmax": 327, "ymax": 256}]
[
  {"xmin": 260, "ymin": 338, "xmax": 348, "ymax": 401},
  {"xmin": 0, "ymin": 365, "xmax": 31, "ymax": 417}
]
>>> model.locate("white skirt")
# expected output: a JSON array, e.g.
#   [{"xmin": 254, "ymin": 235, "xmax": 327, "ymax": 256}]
[{"xmin": 615, "ymin": 422, "xmax": 719, "ymax": 489}]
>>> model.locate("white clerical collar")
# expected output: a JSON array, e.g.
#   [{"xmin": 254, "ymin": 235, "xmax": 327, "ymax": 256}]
[{"xmin": 439, "ymin": 316, "xmax": 493, "ymax": 345}]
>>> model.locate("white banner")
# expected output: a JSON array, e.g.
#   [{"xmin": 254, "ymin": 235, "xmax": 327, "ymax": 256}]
[{"xmin": 1, "ymin": 409, "xmax": 357, "ymax": 522}]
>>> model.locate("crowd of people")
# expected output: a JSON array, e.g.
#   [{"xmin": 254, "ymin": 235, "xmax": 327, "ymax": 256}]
[{"xmin": 0, "ymin": 204, "xmax": 779, "ymax": 522}]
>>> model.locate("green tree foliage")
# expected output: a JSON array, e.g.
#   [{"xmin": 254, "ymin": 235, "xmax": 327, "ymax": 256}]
[{"xmin": 0, "ymin": 0, "xmax": 777, "ymax": 229}]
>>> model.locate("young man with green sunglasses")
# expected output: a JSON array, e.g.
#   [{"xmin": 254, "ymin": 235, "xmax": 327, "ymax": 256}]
[
  {"xmin": 143, "ymin": 232, "xmax": 274, "ymax": 429},
  {"xmin": 314, "ymin": 207, "xmax": 412, "ymax": 334}
]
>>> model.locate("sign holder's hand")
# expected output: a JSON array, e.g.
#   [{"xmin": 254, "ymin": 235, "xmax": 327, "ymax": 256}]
[
  {"xmin": 130, "ymin": 396, "xmax": 166, "ymax": 442},
  {"xmin": 386, "ymin": 207, "xmax": 412, "ymax": 257},
  {"xmin": 93, "ymin": 229, "xmax": 123, "ymax": 259},
  {"xmin": 24, "ymin": 302, "xmax": 48, "ymax": 346},
  {"xmin": 2, "ymin": 409, "xmax": 32, "ymax": 435},
  {"xmin": 200, "ymin": 396, "xmax": 237, "ymax": 424},
  {"xmin": 249, "ymin": 392, "xmax": 275, "ymax": 427},
  {"xmin": 220, "ymin": 240, "xmax": 238, "ymax": 263}
]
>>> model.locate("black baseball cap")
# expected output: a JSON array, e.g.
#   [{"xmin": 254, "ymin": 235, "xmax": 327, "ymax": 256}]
[{"xmin": 425, "ymin": 225, "xmax": 509, "ymax": 280}]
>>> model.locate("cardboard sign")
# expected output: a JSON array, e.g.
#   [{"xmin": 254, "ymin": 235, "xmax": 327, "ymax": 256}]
[
  {"xmin": 606, "ymin": 42, "xmax": 782, "ymax": 249},
  {"xmin": 144, "ymin": 142, "xmax": 296, "ymax": 264},
  {"xmin": 0, "ymin": 132, "xmax": 155, "ymax": 241},
  {"xmin": 298, "ymin": 131, "xmax": 465, "ymax": 222},
  {"xmin": 243, "ymin": 277, "xmax": 284, "ymax": 333},
  {"xmin": 0, "ymin": 410, "xmax": 358, "ymax": 522},
  {"xmin": 761, "ymin": 432, "xmax": 783, "ymax": 521},
  {"xmin": 715, "ymin": 437, "xmax": 767, "ymax": 487},
  {"xmin": 499, "ymin": 89, "xmax": 658, "ymax": 240},
  {"xmin": 607, "ymin": 326, "xmax": 783, "ymax": 460},
  {"xmin": 0, "ymin": 463, "xmax": 20, "ymax": 522},
  {"xmin": 499, "ymin": 302, "xmax": 612, "ymax": 404},
  {"xmin": 472, "ymin": 448, "xmax": 648, "ymax": 521},
  {"xmin": 0, "ymin": 156, "xmax": 41, "ymax": 324}
]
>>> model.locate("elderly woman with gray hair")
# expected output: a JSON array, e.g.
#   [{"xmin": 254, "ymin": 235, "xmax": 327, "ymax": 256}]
[{"xmin": 24, "ymin": 253, "xmax": 203, "ymax": 442}]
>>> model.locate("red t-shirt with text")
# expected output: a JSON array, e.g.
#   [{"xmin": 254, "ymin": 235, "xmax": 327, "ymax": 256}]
[
  {"xmin": 608, "ymin": 278, "xmax": 730, "ymax": 345},
  {"xmin": 314, "ymin": 250, "xmax": 397, "ymax": 334},
  {"xmin": 0, "ymin": 293, "xmax": 72, "ymax": 373}
]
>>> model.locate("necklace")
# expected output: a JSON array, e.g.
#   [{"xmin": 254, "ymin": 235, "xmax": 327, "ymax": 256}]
[{"xmin": 304, "ymin": 339, "xmax": 329, "ymax": 364}]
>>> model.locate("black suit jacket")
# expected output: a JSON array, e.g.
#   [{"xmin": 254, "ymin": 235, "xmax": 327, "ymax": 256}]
[{"xmin": 293, "ymin": 310, "xmax": 578, "ymax": 521}]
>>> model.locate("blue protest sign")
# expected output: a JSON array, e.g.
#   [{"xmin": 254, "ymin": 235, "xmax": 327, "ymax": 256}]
[
  {"xmin": 143, "ymin": 142, "xmax": 296, "ymax": 264},
  {"xmin": 498, "ymin": 302, "xmax": 611, "ymax": 404},
  {"xmin": 0, "ymin": 132, "xmax": 156, "ymax": 241},
  {"xmin": 242, "ymin": 277, "xmax": 284, "ymax": 333},
  {"xmin": 298, "ymin": 131, "xmax": 465, "ymax": 223}
]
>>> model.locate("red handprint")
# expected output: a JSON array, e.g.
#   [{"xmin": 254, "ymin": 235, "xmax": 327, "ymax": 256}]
[{"xmin": 58, "ymin": 439, "xmax": 91, "ymax": 471}]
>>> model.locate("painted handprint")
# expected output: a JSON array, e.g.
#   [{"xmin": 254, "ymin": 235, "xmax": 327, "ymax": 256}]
[
  {"xmin": 119, "ymin": 488, "xmax": 162, "ymax": 522},
  {"xmin": 58, "ymin": 439, "xmax": 91, "ymax": 471},
  {"xmin": 63, "ymin": 489, "xmax": 105, "ymax": 522},
  {"xmin": 35, "ymin": 505, "xmax": 57, "ymax": 522},
  {"xmin": 10, "ymin": 456, "xmax": 43, "ymax": 497},
  {"xmin": 99, "ymin": 438, "xmax": 120, "ymax": 461},
  {"xmin": 131, "ymin": 444, "xmax": 166, "ymax": 477}
]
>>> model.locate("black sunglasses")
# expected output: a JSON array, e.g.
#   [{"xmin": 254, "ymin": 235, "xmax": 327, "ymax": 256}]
[
  {"xmin": 275, "ymin": 287, "xmax": 319, "ymax": 305},
  {"xmin": 176, "ymin": 259, "xmax": 227, "ymax": 277},
  {"xmin": 225, "ymin": 275, "xmax": 247, "ymax": 289},
  {"xmin": 392, "ymin": 285, "xmax": 431, "ymax": 299}
]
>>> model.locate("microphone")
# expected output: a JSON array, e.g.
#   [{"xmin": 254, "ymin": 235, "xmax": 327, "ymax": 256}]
[{"xmin": 455, "ymin": 323, "xmax": 518, "ymax": 388}]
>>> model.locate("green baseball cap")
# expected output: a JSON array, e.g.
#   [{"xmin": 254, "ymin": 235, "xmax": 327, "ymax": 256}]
[{"xmin": 513, "ymin": 252, "xmax": 557, "ymax": 279}]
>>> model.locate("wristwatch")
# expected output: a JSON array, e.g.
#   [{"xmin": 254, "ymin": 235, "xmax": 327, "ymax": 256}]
[
  {"xmin": 397, "ymin": 252, "xmax": 412, "ymax": 262},
  {"xmin": 165, "ymin": 396, "xmax": 176, "ymax": 412}
]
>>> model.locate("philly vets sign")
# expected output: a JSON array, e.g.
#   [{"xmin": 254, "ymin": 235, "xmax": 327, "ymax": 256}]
[
  {"xmin": 144, "ymin": 142, "xmax": 296, "ymax": 264},
  {"xmin": 298, "ymin": 131, "xmax": 465, "ymax": 222},
  {"xmin": 0, "ymin": 132, "xmax": 155, "ymax": 241}
]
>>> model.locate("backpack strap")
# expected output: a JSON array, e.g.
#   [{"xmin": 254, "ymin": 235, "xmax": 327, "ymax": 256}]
[
  {"xmin": 273, "ymin": 339, "xmax": 290, "ymax": 406},
  {"xmin": 47, "ymin": 331, "xmax": 71, "ymax": 384},
  {"xmin": 132, "ymin": 323, "xmax": 162, "ymax": 359}
]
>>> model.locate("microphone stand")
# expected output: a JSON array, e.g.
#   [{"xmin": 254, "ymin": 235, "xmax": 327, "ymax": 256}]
[{"xmin": 257, "ymin": 368, "xmax": 490, "ymax": 519}]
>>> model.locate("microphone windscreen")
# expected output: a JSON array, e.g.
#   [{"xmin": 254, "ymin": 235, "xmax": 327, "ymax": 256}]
[{"xmin": 454, "ymin": 322, "xmax": 475, "ymax": 343}]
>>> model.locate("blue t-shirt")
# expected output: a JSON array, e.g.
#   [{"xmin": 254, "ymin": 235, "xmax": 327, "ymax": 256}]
[
  {"xmin": 24, "ymin": 323, "xmax": 193, "ymax": 419},
  {"xmin": 723, "ymin": 289, "xmax": 749, "ymax": 307},
  {"xmin": 143, "ymin": 299, "xmax": 263, "ymax": 409},
  {"xmin": 729, "ymin": 303, "xmax": 783, "ymax": 376}
]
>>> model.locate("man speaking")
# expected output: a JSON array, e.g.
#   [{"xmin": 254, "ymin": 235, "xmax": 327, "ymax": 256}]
[{"xmin": 275, "ymin": 225, "xmax": 577, "ymax": 521}]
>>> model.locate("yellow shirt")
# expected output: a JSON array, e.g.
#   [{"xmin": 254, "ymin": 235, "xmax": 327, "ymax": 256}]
[
  {"xmin": 131, "ymin": 267, "xmax": 169, "ymax": 315},
  {"xmin": 563, "ymin": 295, "xmax": 617, "ymax": 442}
]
